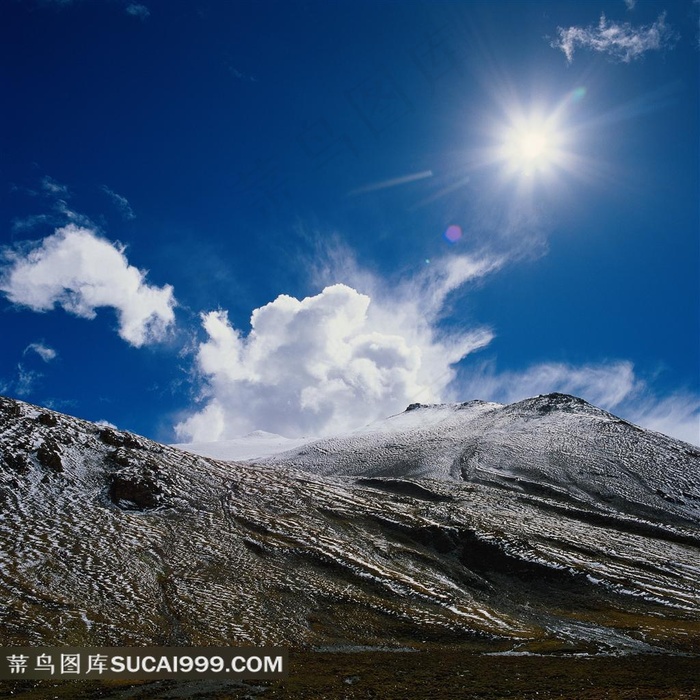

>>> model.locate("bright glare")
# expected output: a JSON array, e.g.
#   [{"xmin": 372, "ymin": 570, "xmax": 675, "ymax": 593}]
[
  {"xmin": 518, "ymin": 130, "xmax": 548, "ymax": 160},
  {"xmin": 502, "ymin": 122, "xmax": 559, "ymax": 173},
  {"xmin": 474, "ymin": 90, "xmax": 587, "ymax": 192}
]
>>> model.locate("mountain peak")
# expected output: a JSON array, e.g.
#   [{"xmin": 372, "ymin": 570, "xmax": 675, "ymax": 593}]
[
  {"xmin": 1, "ymin": 394, "xmax": 699, "ymax": 655},
  {"xmin": 514, "ymin": 392, "xmax": 593, "ymax": 409}
]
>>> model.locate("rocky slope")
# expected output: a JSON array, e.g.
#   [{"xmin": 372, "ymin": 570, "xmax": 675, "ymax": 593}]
[{"xmin": 0, "ymin": 394, "xmax": 698, "ymax": 654}]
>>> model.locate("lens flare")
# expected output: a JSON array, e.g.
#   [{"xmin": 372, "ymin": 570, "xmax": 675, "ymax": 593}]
[
  {"xmin": 444, "ymin": 225, "xmax": 463, "ymax": 243},
  {"xmin": 569, "ymin": 86, "xmax": 586, "ymax": 103}
]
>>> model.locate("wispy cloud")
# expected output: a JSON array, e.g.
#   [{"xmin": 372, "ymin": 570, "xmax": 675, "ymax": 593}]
[
  {"xmin": 95, "ymin": 418, "xmax": 118, "ymax": 429},
  {"xmin": 0, "ymin": 224, "xmax": 177, "ymax": 347},
  {"xmin": 12, "ymin": 214, "xmax": 54, "ymax": 235},
  {"xmin": 101, "ymin": 185, "xmax": 136, "ymax": 220},
  {"xmin": 623, "ymin": 393, "xmax": 700, "ymax": 446},
  {"xmin": 459, "ymin": 360, "xmax": 699, "ymax": 446},
  {"xmin": 12, "ymin": 175, "xmax": 95, "ymax": 233},
  {"xmin": 459, "ymin": 360, "xmax": 641, "ymax": 409},
  {"xmin": 225, "ymin": 64, "xmax": 258, "ymax": 84},
  {"xmin": 624, "ymin": 0, "xmax": 636, "ymax": 10},
  {"xmin": 15, "ymin": 365, "xmax": 42, "ymax": 397},
  {"xmin": 41, "ymin": 176, "xmax": 69, "ymax": 196},
  {"xmin": 35, "ymin": 0, "xmax": 76, "ymax": 8},
  {"xmin": 12, "ymin": 202, "xmax": 93, "ymax": 234},
  {"xmin": 125, "ymin": 3, "xmax": 150, "ymax": 20},
  {"xmin": 176, "ymin": 252, "xmax": 499, "ymax": 441},
  {"xmin": 1, "ymin": 364, "xmax": 43, "ymax": 398},
  {"xmin": 552, "ymin": 13, "xmax": 677, "ymax": 63},
  {"xmin": 31, "ymin": 1, "xmax": 150, "ymax": 19},
  {"xmin": 24, "ymin": 342, "xmax": 57, "ymax": 363},
  {"xmin": 347, "ymin": 170, "xmax": 433, "ymax": 196},
  {"xmin": 52, "ymin": 199, "xmax": 95, "ymax": 228}
]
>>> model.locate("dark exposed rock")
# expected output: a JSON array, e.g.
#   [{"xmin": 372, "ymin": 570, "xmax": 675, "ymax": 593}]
[
  {"xmin": 534, "ymin": 393, "xmax": 587, "ymax": 413},
  {"xmin": 0, "ymin": 398, "xmax": 22, "ymax": 419},
  {"xmin": 36, "ymin": 440, "xmax": 63, "ymax": 473},
  {"xmin": 37, "ymin": 412, "xmax": 58, "ymax": 427},
  {"xmin": 108, "ymin": 469, "xmax": 162, "ymax": 510},
  {"xmin": 98, "ymin": 428, "xmax": 144, "ymax": 450},
  {"xmin": 107, "ymin": 454, "xmax": 166, "ymax": 511},
  {"xmin": 104, "ymin": 447, "xmax": 169, "ymax": 511},
  {"xmin": 3, "ymin": 450, "xmax": 31, "ymax": 474},
  {"xmin": 105, "ymin": 448, "xmax": 132, "ymax": 469}
]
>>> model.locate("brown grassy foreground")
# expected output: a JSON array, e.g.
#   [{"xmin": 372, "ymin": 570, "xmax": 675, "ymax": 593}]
[{"xmin": 1, "ymin": 651, "xmax": 699, "ymax": 699}]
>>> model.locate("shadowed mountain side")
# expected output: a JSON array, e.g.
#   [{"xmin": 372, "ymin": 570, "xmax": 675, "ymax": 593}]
[{"xmin": 0, "ymin": 395, "xmax": 698, "ymax": 654}]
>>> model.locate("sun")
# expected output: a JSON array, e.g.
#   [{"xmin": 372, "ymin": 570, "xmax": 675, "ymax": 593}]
[
  {"xmin": 514, "ymin": 129, "xmax": 549, "ymax": 161},
  {"xmin": 500, "ymin": 119, "xmax": 561, "ymax": 175}
]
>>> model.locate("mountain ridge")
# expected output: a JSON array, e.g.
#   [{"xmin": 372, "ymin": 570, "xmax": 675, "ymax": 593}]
[
  {"xmin": 257, "ymin": 393, "xmax": 700, "ymax": 528},
  {"xmin": 0, "ymin": 393, "xmax": 699, "ymax": 655}
]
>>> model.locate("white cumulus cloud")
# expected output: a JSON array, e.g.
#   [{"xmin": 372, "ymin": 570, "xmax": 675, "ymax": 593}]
[
  {"xmin": 552, "ymin": 13, "xmax": 676, "ymax": 63},
  {"xmin": 176, "ymin": 255, "xmax": 499, "ymax": 441},
  {"xmin": 0, "ymin": 224, "xmax": 176, "ymax": 347}
]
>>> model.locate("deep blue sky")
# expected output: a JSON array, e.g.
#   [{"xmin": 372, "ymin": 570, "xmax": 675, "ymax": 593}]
[{"xmin": 1, "ymin": 0, "xmax": 698, "ymax": 445}]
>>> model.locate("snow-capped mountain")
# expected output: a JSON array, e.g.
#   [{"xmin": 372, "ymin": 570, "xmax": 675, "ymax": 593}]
[
  {"xmin": 1, "ymin": 394, "xmax": 698, "ymax": 654},
  {"xmin": 258, "ymin": 394, "xmax": 700, "ymax": 525}
]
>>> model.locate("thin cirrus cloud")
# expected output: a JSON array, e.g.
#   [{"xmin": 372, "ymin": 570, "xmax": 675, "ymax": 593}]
[
  {"xmin": 12, "ymin": 175, "xmax": 94, "ymax": 233},
  {"xmin": 24, "ymin": 342, "xmax": 57, "ymax": 363},
  {"xmin": 0, "ymin": 362, "xmax": 46, "ymax": 398},
  {"xmin": 551, "ymin": 13, "xmax": 677, "ymax": 63},
  {"xmin": 625, "ymin": 393, "xmax": 700, "ymax": 447},
  {"xmin": 175, "ymin": 254, "xmax": 500, "ymax": 442},
  {"xmin": 101, "ymin": 186, "xmax": 136, "ymax": 220},
  {"xmin": 32, "ymin": 1, "xmax": 150, "ymax": 18},
  {"xmin": 459, "ymin": 360, "xmax": 700, "ymax": 446},
  {"xmin": 460, "ymin": 360, "xmax": 641, "ymax": 409},
  {"xmin": 0, "ymin": 344, "xmax": 57, "ymax": 399},
  {"xmin": 0, "ymin": 224, "xmax": 176, "ymax": 348},
  {"xmin": 40, "ymin": 176, "xmax": 69, "ymax": 196},
  {"xmin": 13, "ymin": 365, "xmax": 42, "ymax": 397},
  {"xmin": 125, "ymin": 3, "xmax": 150, "ymax": 20}
]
